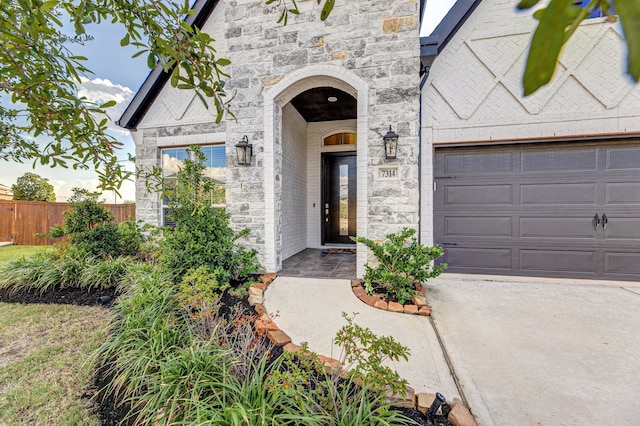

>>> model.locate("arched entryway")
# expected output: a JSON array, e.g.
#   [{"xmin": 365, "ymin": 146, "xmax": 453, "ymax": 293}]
[{"xmin": 263, "ymin": 65, "xmax": 369, "ymax": 276}]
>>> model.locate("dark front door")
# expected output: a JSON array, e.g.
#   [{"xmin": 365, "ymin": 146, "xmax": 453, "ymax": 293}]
[{"xmin": 323, "ymin": 153, "xmax": 357, "ymax": 244}]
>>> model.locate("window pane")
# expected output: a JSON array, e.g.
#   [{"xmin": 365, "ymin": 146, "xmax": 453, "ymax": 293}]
[
  {"xmin": 323, "ymin": 133, "xmax": 356, "ymax": 146},
  {"xmin": 161, "ymin": 145, "xmax": 226, "ymax": 208}
]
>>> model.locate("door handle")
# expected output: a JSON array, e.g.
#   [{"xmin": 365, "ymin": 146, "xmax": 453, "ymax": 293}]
[
  {"xmin": 601, "ymin": 213, "xmax": 608, "ymax": 229},
  {"xmin": 592, "ymin": 214, "xmax": 600, "ymax": 230}
]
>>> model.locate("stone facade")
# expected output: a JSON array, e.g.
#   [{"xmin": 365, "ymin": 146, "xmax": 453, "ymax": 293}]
[
  {"xmin": 131, "ymin": 0, "xmax": 421, "ymax": 274},
  {"xmin": 420, "ymin": 0, "xmax": 640, "ymax": 245}
]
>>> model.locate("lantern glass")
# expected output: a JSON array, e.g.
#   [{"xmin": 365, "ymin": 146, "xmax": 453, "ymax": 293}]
[
  {"xmin": 383, "ymin": 126, "xmax": 398, "ymax": 160},
  {"xmin": 235, "ymin": 136, "xmax": 252, "ymax": 166}
]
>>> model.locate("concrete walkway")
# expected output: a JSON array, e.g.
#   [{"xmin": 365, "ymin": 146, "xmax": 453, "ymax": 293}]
[
  {"xmin": 263, "ymin": 276, "xmax": 460, "ymax": 398},
  {"xmin": 426, "ymin": 274, "xmax": 640, "ymax": 426}
]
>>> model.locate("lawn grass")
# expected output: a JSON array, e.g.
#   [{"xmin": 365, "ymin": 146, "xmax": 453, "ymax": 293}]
[
  {"xmin": 0, "ymin": 245, "xmax": 47, "ymax": 267},
  {"xmin": 0, "ymin": 302, "xmax": 111, "ymax": 425}
]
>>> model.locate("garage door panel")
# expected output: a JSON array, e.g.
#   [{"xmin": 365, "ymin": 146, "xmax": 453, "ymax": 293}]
[
  {"xmin": 444, "ymin": 247, "xmax": 512, "ymax": 270},
  {"xmin": 445, "ymin": 217, "xmax": 512, "ymax": 237},
  {"xmin": 445, "ymin": 184, "xmax": 512, "ymax": 205},
  {"xmin": 603, "ymin": 218, "xmax": 640, "ymax": 240},
  {"xmin": 605, "ymin": 183, "xmax": 640, "ymax": 205},
  {"xmin": 519, "ymin": 250, "xmax": 597, "ymax": 273},
  {"xmin": 604, "ymin": 252, "xmax": 640, "ymax": 275},
  {"xmin": 520, "ymin": 217, "xmax": 595, "ymax": 239},
  {"xmin": 521, "ymin": 149, "xmax": 597, "ymax": 172},
  {"xmin": 520, "ymin": 183, "xmax": 597, "ymax": 205},
  {"xmin": 606, "ymin": 146, "xmax": 640, "ymax": 169},
  {"xmin": 437, "ymin": 152, "xmax": 512, "ymax": 175}
]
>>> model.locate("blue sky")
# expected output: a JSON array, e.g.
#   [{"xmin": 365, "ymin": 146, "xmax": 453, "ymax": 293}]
[{"xmin": 2, "ymin": 1, "xmax": 454, "ymax": 202}]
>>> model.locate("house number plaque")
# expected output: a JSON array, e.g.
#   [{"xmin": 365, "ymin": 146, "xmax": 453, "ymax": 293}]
[{"xmin": 378, "ymin": 167, "xmax": 399, "ymax": 180}]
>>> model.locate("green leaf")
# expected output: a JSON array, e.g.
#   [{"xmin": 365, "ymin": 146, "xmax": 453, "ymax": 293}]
[
  {"xmin": 40, "ymin": 0, "xmax": 59, "ymax": 12},
  {"xmin": 120, "ymin": 33, "xmax": 130, "ymax": 47},
  {"xmin": 616, "ymin": 0, "xmax": 640, "ymax": 80},
  {"xmin": 320, "ymin": 0, "xmax": 335, "ymax": 21},
  {"xmin": 517, "ymin": 0, "xmax": 541, "ymax": 9},
  {"xmin": 523, "ymin": 0, "xmax": 575, "ymax": 96},
  {"xmin": 100, "ymin": 100, "xmax": 116, "ymax": 108},
  {"xmin": 216, "ymin": 58, "xmax": 231, "ymax": 66}
]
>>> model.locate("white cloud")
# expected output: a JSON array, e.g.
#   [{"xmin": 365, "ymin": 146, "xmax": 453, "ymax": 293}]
[{"xmin": 77, "ymin": 77, "xmax": 135, "ymax": 135}]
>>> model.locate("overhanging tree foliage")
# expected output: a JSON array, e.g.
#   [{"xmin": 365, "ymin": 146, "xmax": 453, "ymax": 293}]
[{"xmin": 1, "ymin": 0, "xmax": 638, "ymax": 192}]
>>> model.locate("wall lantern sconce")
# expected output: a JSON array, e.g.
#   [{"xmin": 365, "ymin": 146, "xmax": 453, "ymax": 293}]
[
  {"xmin": 235, "ymin": 135, "xmax": 253, "ymax": 166},
  {"xmin": 383, "ymin": 125, "xmax": 398, "ymax": 160}
]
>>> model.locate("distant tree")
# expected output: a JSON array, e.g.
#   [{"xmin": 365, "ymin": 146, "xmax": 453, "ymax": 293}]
[{"xmin": 11, "ymin": 172, "xmax": 56, "ymax": 202}]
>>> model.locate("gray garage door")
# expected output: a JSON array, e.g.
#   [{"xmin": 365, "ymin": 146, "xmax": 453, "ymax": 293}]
[{"xmin": 434, "ymin": 141, "xmax": 640, "ymax": 280}]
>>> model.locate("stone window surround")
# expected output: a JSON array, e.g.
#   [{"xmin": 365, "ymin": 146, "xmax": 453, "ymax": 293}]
[{"xmin": 263, "ymin": 65, "xmax": 370, "ymax": 277}]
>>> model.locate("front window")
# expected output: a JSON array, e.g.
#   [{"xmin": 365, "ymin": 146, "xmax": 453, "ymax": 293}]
[{"xmin": 161, "ymin": 145, "xmax": 226, "ymax": 226}]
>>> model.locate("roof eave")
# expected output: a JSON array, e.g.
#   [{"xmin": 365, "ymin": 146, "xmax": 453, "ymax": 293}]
[
  {"xmin": 117, "ymin": 0, "xmax": 220, "ymax": 130},
  {"xmin": 420, "ymin": 0, "xmax": 483, "ymax": 68}
]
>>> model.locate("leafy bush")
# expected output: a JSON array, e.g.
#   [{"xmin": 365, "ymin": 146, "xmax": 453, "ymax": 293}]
[
  {"xmin": 334, "ymin": 312, "xmax": 410, "ymax": 396},
  {"xmin": 45, "ymin": 188, "xmax": 148, "ymax": 259},
  {"xmin": 161, "ymin": 146, "xmax": 259, "ymax": 285},
  {"xmin": 352, "ymin": 227, "xmax": 446, "ymax": 304}
]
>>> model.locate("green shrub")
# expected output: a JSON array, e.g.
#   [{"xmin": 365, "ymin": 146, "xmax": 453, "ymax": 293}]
[
  {"xmin": 43, "ymin": 188, "xmax": 148, "ymax": 259},
  {"xmin": 352, "ymin": 227, "xmax": 446, "ymax": 304},
  {"xmin": 161, "ymin": 146, "xmax": 259, "ymax": 285},
  {"xmin": 334, "ymin": 312, "xmax": 410, "ymax": 396}
]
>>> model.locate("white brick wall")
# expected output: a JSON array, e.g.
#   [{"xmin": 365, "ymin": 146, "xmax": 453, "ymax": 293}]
[{"xmin": 281, "ymin": 104, "xmax": 308, "ymax": 260}]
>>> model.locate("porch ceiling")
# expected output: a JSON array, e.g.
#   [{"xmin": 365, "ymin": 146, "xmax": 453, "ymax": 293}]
[{"xmin": 290, "ymin": 87, "xmax": 356, "ymax": 122}]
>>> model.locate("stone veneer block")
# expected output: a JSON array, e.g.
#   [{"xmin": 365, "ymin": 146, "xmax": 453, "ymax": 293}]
[
  {"xmin": 248, "ymin": 294, "xmax": 262, "ymax": 306},
  {"xmin": 388, "ymin": 301, "xmax": 404, "ymax": 313},
  {"xmin": 283, "ymin": 343, "xmax": 302, "ymax": 353},
  {"xmin": 411, "ymin": 295, "xmax": 428, "ymax": 306},
  {"xmin": 254, "ymin": 318, "xmax": 279, "ymax": 333},
  {"xmin": 417, "ymin": 392, "xmax": 438, "ymax": 415},
  {"xmin": 404, "ymin": 304, "xmax": 419, "ymax": 314},
  {"xmin": 448, "ymin": 403, "xmax": 478, "ymax": 426},
  {"xmin": 248, "ymin": 285, "xmax": 263, "ymax": 298},
  {"xmin": 253, "ymin": 303, "xmax": 267, "ymax": 316},
  {"xmin": 252, "ymin": 282, "xmax": 267, "ymax": 291},
  {"xmin": 267, "ymin": 329, "xmax": 291, "ymax": 346},
  {"xmin": 418, "ymin": 306, "xmax": 432, "ymax": 316},
  {"xmin": 387, "ymin": 386, "xmax": 416, "ymax": 409},
  {"xmin": 374, "ymin": 299, "xmax": 388, "ymax": 310},
  {"xmin": 360, "ymin": 294, "xmax": 381, "ymax": 306},
  {"xmin": 353, "ymin": 286, "xmax": 367, "ymax": 298},
  {"xmin": 351, "ymin": 280, "xmax": 362, "ymax": 288}
]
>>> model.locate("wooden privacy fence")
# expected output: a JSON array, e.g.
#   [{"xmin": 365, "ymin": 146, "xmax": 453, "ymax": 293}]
[{"xmin": 0, "ymin": 200, "xmax": 135, "ymax": 245}]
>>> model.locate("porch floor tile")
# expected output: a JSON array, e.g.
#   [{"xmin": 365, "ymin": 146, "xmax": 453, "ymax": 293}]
[{"xmin": 280, "ymin": 248, "xmax": 356, "ymax": 279}]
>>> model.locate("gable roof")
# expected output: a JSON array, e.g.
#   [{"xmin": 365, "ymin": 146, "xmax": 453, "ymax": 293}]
[
  {"xmin": 420, "ymin": 0, "xmax": 482, "ymax": 67},
  {"xmin": 117, "ymin": 0, "xmax": 220, "ymax": 130}
]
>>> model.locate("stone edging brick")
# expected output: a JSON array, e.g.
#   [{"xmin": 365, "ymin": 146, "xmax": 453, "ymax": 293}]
[
  {"xmin": 246, "ymin": 274, "xmax": 477, "ymax": 426},
  {"xmin": 351, "ymin": 279, "xmax": 432, "ymax": 316}
]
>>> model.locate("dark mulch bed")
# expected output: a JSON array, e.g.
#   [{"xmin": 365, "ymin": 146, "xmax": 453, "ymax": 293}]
[{"xmin": 0, "ymin": 286, "xmax": 117, "ymax": 307}]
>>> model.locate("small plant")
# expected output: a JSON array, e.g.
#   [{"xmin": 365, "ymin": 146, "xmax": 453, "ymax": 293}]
[
  {"xmin": 334, "ymin": 312, "xmax": 410, "ymax": 396},
  {"xmin": 175, "ymin": 265, "xmax": 227, "ymax": 333},
  {"xmin": 161, "ymin": 146, "xmax": 260, "ymax": 285},
  {"xmin": 352, "ymin": 227, "xmax": 446, "ymax": 304}
]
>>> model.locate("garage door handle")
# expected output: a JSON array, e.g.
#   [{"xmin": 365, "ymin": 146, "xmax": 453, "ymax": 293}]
[
  {"xmin": 601, "ymin": 213, "xmax": 608, "ymax": 229},
  {"xmin": 592, "ymin": 214, "xmax": 600, "ymax": 230}
]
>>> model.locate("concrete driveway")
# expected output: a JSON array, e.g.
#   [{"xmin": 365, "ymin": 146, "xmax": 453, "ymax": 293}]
[{"xmin": 426, "ymin": 274, "xmax": 640, "ymax": 426}]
